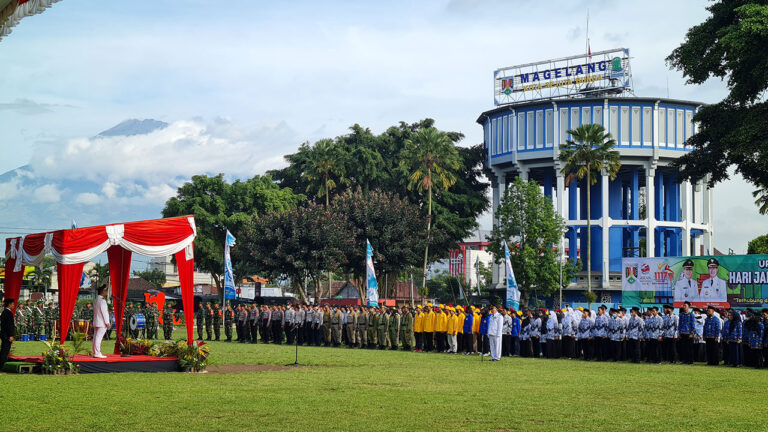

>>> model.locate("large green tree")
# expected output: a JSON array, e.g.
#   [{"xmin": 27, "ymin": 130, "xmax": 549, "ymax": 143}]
[
  {"xmin": 162, "ymin": 174, "xmax": 303, "ymax": 300},
  {"xmin": 558, "ymin": 123, "xmax": 621, "ymax": 293},
  {"xmin": 270, "ymin": 119, "xmax": 489, "ymax": 263},
  {"xmin": 133, "ymin": 268, "xmax": 166, "ymax": 289},
  {"xmin": 487, "ymin": 178, "xmax": 570, "ymax": 307},
  {"xmin": 747, "ymin": 233, "xmax": 768, "ymax": 254},
  {"xmin": 240, "ymin": 202, "xmax": 353, "ymax": 303},
  {"xmin": 667, "ymin": 1, "xmax": 768, "ymax": 211},
  {"xmin": 331, "ymin": 188, "xmax": 433, "ymax": 301},
  {"xmin": 400, "ymin": 127, "xmax": 461, "ymax": 293}
]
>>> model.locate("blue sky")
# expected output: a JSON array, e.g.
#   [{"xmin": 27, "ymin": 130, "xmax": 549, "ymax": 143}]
[{"xmin": 0, "ymin": 0, "xmax": 765, "ymax": 254}]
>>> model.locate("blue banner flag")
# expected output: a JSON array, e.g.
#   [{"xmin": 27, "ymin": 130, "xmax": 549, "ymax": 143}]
[
  {"xmin": 224, "ymin": 230, "xmax": 237, "ymax": 300},
  {"xmin": 365, "ymin": 239, "xmax": 379, "ymax": 307},
  {"xmin": 504, "ymin": 242, "xmax": 520, "ymax": 310}
]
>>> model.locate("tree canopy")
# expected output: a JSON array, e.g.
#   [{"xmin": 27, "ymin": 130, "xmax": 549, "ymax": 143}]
[
  {"xmin": 667, "ymin": 1, "xmax": 768, "ymax": 212},
  {"xmin": 747, "ymin": 233, "xmax": 768, "ymax": 255},
  {"xmin": 162, "ymin": 174, "xmax": 304, "ymax": 297},
  {"xmin": 487, "ymin": 178, "xmax": 571, "ymax": 306},
  {"xmin": 269, "ymin": 119, "xmax": 489, "ymax": 259}
]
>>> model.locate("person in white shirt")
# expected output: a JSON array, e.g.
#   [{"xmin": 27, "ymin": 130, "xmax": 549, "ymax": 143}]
[
  {"xmin": 674, "ymin": 259, "xmax": 699, "ymax": 303},
  {"xmin": 488, "ymin": 305, "xmax": 504, "ymax": 361},
  {"xmin": 699, "ymin": 258, "xmax": 727, "ymax": 303},
  {"xmin": 92, "ymin": 285, "xmax": 110, "ymax": 358}
]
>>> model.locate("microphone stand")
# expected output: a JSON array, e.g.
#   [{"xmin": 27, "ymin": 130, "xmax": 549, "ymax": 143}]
[
  {"xmin": 112, "ymin": 295, "xmax": 131, "ymax": 357},
  {"xmin": 285, "ymin": 322, "xmax": 303, "ymax": 366}
]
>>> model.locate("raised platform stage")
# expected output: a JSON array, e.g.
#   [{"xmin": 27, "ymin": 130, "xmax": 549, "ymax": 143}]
[{"xmin": 10, "ymin": 354, "xmax": 181, "ymax": 373}]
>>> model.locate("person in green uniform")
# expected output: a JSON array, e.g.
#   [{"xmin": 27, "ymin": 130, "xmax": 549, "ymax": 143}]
[
  {"xmin": 377, "ymin": 307, "xmax": 389, "ymax": 350},
  {"xmin": 195, "ymin": 303, "xmax": 205, "ymax": 340},
  {"xmin": 322, "ymin": 305, "xmax": 332, "ymax": 346},
  {"xmin": 213, "ymin": 302, "xmax": 222, "ymax": 341},
  {"xmin": 356, "ymin": 306, "xmax": 368, "ymax": 348},
  {"xmin": 367, "ymin": 306, "xmax": 378, "ymax": 348},
  {"xmin": 388, "ymin": 307, "xmax": 401, "ymax": 350},
  {"xmin": 44, "ymin": 303, "xmax": 55, "ymax": 338},
  {"xmin": 224, "ymin": 304, "xmax": 235, "ymax": 342},
  {"xmin": 400, "ymin": 306, "xmax": 414, "ymax": 351},
  {"xmin": 330, "ymin": 306, "xmax": 343, "ymax": 347},
  {"xmin": 204, "ymin": 302, "xmax": 214, "ymax": 341},
  {"xmin": 163, "ymin": 303, "xmax": 175, "ymax": 340}
]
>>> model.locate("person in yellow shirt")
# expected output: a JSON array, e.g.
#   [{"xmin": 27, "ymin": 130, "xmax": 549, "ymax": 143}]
[
  {"xmin": 472, "ymin": 307, "xmax": 481, "ymax": 353},
  {"xmin": 413, "ymin": 305, "xmax": 424, "ymax": 352},
  {"xmin": 447, "ymin": 307, "xmax": 459, "ymax": 353},
  {"xmin": 456, "ymin": 306, "xmax": 466, "ymax": 353},
  {"xmin": 436, "ymin": 305, "xmax": 448, "ymax": 352},
  {"xmin": 423, "ymin": 304, "xmax": 436, "ymax": 352}
]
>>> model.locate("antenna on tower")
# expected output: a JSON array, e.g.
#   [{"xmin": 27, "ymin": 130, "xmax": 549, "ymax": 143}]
[{"xmin": 586, "ymin": 9, "xmax": 590, "ymax": 59}]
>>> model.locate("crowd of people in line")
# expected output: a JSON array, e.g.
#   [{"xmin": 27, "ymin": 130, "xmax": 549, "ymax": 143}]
[
  {"xmin": 6, "ymin": 295, "xmax": 768, "ymax": 368},
  {"xmin": 227, "ymin": 300, "xmax": 768, "ymax": 367}
]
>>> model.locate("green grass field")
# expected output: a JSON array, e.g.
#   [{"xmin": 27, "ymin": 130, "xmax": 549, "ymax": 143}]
[{"xmin": 4, "ymin": 331, "xmax": 768, "ymax": 432}]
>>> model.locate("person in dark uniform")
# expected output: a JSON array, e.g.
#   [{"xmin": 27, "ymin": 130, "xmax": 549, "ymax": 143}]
[
  {"xmin": 703, "ymin": 305, "xmax": 722, "ymax": 365},
  {"xmin": 678, "ymin": 301, "xmax": 695, "ymax": 365},
  {"xmin": 1, "ymin": 298, "xmax": 16, "ymax": 368}
]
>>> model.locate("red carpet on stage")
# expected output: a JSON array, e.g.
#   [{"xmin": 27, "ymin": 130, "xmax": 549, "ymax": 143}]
[{"xmin": 10, "ymin": 354, "xmax": 181, "ymax": 373}]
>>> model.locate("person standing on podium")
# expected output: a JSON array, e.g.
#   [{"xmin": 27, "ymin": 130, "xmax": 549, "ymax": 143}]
[{"xmin": 92, "ymin": 285, "xmax": 110, "ymax": 358}]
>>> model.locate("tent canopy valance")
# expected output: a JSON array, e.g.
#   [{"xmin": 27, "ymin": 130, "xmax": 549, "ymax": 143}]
[{"xmin": 3, "ymin": 216, "xmax": 197, "ymax": 347}]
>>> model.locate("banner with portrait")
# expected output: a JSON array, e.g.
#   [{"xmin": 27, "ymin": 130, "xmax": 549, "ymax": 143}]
[{"xmin": 621, "ymin": 255, "xmax": 768, "ymax": 309}]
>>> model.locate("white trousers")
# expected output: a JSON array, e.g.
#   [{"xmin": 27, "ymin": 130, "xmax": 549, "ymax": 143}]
[
  {"xmin": 489, "ymin": 334, "xmax": 502, "ymax": 360},
  {"xmin": 93, "ymin": 326, "xmax": 107, "ymax": 357},
  {"xmin": 448, "ymin": 334, "xmax": 457, "ymax": 353}
]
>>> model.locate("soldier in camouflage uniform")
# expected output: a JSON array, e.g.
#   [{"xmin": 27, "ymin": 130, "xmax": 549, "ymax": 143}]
[
  {"xmin": 224, "ymin": 304, "xmax": 235, "ymax": 342},
  {"xmin": 15, "ymin": 304, "xmax": 26, "ymax": 338},
  {"xmin": 45, "ymin": 303, "xmax": 55, "ymax": 338},
  {"xmin": 213, "ymin": 302, "xmax": 222, "ymax": 341},
  {"xmin": 163, "ymin": 303, "xmax": 175, "ymax": 340},
  {"xmin": 145, "ymin": 304, "xmax": 158, "ymax": 339},
  {"xmin": 204, "ymin": 302, "xmax": 214, "ymax": 341},
  {"xmin": 330, "ymin": 306, "xmax": 342, "ymax": 347},
  {"xmin": 24, "ymin": 300, "xmax": 34, "ymax": 337},
  {"xmin": 124, "ymin": 303, "xmax": 136, "ymax": 338},
  {"xmin": 33, "ymin": 301, "xmax": 45, "ymax": 339}
]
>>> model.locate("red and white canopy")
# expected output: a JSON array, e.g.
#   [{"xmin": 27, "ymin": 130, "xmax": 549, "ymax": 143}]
[{"xmin": 3, "ymin": 216, "xmax": 198, "ymax": 347}]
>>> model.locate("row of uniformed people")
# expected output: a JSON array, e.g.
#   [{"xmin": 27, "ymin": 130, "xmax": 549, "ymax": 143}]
[
  {"xmin": 517, "ymin": 302, "xmax": 768, "ymax": 368},
  {"xmin": 228, "ymin": 302, "xmax": 525, "ymax": 353}
]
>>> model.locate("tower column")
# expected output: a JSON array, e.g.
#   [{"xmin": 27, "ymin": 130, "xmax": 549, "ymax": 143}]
[
  {"xmin": 646, "ymin": 167, "xmax": 655, "ymax": 257},
  {"xmin": 601, "ymin": 171, "xmax": 610, "ymax": 288},
  {"xmin": 492, "ymin": 170, "xmax": 507, "ymax": 289}
]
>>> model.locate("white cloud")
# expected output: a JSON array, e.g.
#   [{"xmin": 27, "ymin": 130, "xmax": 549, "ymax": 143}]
[
  {"xmin": 75, "ymin": 192, "xmax": 101, "ymax": 205},
  {"xmin": 0, "ymin": 178, "xmax": 22, "ymax": 200},
  {"xmin": 31, "ymin": 119, "xmax": 297, "ymax": 186},
  {"xmin": 102, "ymin": 182, "xmax": 118, "ymax": 198},
  {"xmin": 34, "ymin": 184, "xmax": 61, "ymax": 203}
]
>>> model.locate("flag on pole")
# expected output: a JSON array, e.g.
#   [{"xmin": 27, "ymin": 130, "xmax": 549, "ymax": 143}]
[
  {"xmin": 365, "ymin": 239, "xmax": 379, "ymax": 307},
  {"xmin": 504, "ymin": 242, "xmax": 520, "ymax": 310},
  {"xmin": 224, "ymin": 230, "xmax": 237, "ymax": 300}
]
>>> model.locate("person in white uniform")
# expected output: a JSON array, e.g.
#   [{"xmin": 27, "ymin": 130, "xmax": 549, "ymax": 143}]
[
  {"xmin": 92, "ymin": 285, "xmax": 110, "ymax": 358},
  {"xmin": 488, "ymin": 305, "xmax": 504, "ymax": 361},
  {"xmin": 699, "ymin": 258, "xmax": 727, "ymax": 303},
  {"xmin": 674, "ymin": 259, "xmax": 699, "ymax": 303}
]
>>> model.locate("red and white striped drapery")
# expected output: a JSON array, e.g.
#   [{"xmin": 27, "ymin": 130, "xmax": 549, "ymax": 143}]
[{"xmin": 3, "ymin": 216, "xmax": 197, "ymax": 347}]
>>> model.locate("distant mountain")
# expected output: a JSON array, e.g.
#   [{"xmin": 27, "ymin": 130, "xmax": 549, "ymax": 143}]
[{"xmin": 97, "ymin": 119, "xmax": 168, "ymax": 137}]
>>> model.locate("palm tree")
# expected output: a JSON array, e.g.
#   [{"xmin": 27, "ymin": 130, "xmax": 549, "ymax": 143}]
[
  {"xmin": 400, "ymin": 127, "xmax": 461, "ymax": 293},
  {"xmin": 28, "ymin": 266, "xmax": 53, "ymax": 299},
  {"xmin": 303, "ymin": 139, "xmax": 349, "ymax": 207},
  {"xmin": 303, "ymin": 138, "xmax": 348, "ymax": 300},
  {"xmin": 558, "ymin": 123, "xmax": 621, "ymax": 294},
  {"xmin": 88, "ymin": 262, "xmax": 110, "ymax": 290}
]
